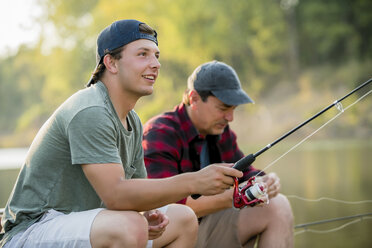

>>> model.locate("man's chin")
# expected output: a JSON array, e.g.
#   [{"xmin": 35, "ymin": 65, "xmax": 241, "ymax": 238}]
[
  {"xmin": 140, "ymin": 87, "xmax": 154, "ymax": 96},
  {"xmin": 210, "ymin": 127, "xmax": 225, "ymax": 135}
]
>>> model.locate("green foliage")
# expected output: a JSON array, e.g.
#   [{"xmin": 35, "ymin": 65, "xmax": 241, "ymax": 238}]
[
  {"xmin": 297, "ymin": 0, "xmax": 372, "ymax": 65},
  {"xmin": 0, "ymin": 0, "xmax": 371, "ymax": 147}
]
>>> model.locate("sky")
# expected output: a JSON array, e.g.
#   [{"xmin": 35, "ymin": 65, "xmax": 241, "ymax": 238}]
[{"xmin": 0, "ymin": 0, "xmax": 42, "ymax": 56}]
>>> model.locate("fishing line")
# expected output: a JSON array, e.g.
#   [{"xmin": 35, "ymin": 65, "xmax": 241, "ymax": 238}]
[
  {"xmin": 294, "ymin": 217, "xmax": 372, "ymax": 235},
  {"xmin": 254, "ymin": 89, "xmax": 371, "ymax": 177},
  {"xmin": 230, "ymin": 79, "xmax": 372, "ymax": 175},
  {"xmin": 295, "ymin": 213, "xmax": 372, "ymax": 229},
  {"xmin": 286, "ymin": 195, "xmax": 372, "ymax": 205}
]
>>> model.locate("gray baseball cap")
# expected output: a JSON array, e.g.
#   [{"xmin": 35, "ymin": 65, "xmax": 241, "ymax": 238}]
[{"xmin": 188, "ymin": 60, "xmax": 254, "ymax": 105}]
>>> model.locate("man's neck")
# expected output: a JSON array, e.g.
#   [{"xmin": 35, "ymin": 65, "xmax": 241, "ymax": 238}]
[
  {"xmin": 185, "ymin": 104, "xmax": 205, "ymax": 136},
  {"xmin": 101, "ymin": 79, "xmax": 139, "ymax": 129}
]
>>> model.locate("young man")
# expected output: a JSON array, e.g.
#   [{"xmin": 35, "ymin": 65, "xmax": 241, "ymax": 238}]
[
  {"xmin": 143, "ymin": 61, "xmax": 294, "ymax": 248},
  {"xmin": 0, "ymin": 21, "xmax": 243, "ymax": 248}
]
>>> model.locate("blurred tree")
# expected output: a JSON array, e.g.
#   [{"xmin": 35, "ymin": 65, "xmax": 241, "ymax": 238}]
[
  {"xmin": 0, "ymin": 0, "xmax": 370, "ymax": 147},
  {"xmin": 297, "ymin": 0, "xmax": 372, "ymax": 66}
]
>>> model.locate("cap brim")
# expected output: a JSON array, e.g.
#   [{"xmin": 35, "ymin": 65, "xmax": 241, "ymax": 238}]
[{"xmin": 212, "ymin": 89, "xmax": 254, "ymax": 106}]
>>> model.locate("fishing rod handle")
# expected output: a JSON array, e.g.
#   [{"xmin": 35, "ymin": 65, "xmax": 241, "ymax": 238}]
[
  {"xmin": 191, "ymin": 154, "xmax": 256, "ymax": 200},
  {"xmin": 191, "ymin": 193, "xmax": 201, "ymax": 199},
  {"xmin": 233, "ymin": 154, "xmax": 256, "ymax": 171}
]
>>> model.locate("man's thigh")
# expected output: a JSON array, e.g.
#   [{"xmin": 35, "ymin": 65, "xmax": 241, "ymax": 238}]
[
  {"xmin": 196, "ymin": 208, "xmax": 243, "ymax": 248},
  {"xmin": 5, "ymin": 208, "xmax": 104, "ymax": 248}
]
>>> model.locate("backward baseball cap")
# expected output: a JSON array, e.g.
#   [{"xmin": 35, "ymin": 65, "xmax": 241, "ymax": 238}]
[
  {"xmin": 87, "ymin": 19, "xmax": 158, "ymax": 86},
  {"xmin": 188, "ymin": 60, "xmax": 254, "ymax": 105},
  {"xmin": 96, "ymin": 19, "xmax": 158, "ymax": 63}
]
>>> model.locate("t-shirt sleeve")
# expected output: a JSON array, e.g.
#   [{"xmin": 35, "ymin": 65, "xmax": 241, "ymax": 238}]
[{"xmin": 67, "ymin": 107, "xmax": 122, "ymax": 165}]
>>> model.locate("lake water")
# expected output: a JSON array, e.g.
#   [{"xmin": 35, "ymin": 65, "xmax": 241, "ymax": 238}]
[
  {"xmin": 0, "ymin": 141, "xmax": 371, "ymax": 247},
  {"xmin": 244, "ymin": 139, "xmax": 372, "ymax": 248}
]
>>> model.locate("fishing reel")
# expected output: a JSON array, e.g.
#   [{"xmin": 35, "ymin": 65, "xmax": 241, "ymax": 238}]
[{"xmin": 233, "ymin": 176, "xmax": 268, "ymax": 209}]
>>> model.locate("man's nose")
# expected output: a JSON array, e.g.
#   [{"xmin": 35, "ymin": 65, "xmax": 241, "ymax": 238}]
[
  {"xmin": 225, "ymin": 109, "xmax": 234, "ymax": 122},
  {"xmin": 150, "ymin": 55, "xmax": 161, "ymax": 69}
]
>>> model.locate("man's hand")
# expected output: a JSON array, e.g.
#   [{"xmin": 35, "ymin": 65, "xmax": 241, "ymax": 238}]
[
  {"xmin": 143, "ymin": 209, "xmax": 169, "ymax": 240},
  {"xmin": 256, "ymin": 172, "xmax": 280, "ymax": 199},
  {"xmin": 195, "ymin": 163, "xmax": 243, "ymax": 196}
]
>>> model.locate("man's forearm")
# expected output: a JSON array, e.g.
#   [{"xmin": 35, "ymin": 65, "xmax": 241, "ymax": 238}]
[{"xmin": 106, "ymin": 173, "xmax": 198, "ymax": 211}]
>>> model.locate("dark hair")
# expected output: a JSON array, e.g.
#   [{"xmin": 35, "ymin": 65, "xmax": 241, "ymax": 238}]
[
  {"xmin": 87, "ymin": 23, "xmax": 157, "ymax": 87},
  {"xmin": 182, "ymin": 89, "xmax": 214, "ymax": 105}
]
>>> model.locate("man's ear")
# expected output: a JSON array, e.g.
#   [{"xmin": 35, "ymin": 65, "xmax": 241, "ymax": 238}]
[
  {"xmin": 103, "ymin": 54, "xmax": 118, "ymax": 74},
  {"xmin": 189, "ymin": 90, "xmax": 200, "ymax": 109}
]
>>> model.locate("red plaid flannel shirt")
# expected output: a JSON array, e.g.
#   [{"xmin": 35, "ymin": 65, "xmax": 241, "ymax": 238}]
[{"xmin": 142, "ymin": 103, "xmax": 262, "ymax": 204}]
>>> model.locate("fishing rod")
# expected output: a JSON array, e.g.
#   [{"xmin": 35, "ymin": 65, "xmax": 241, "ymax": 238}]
[
  {"xmin": 229, "ymin": 78, "xmax": 372, "ymax": 208},
  {"xmin": 233, "ymin": 78, "xmax": 371, "ymax": 172},
  {"xmin": 192, "ymin": 78, "xmax": 371, "ymax": 204}
]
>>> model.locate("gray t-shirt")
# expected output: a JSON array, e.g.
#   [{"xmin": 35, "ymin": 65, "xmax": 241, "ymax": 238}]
[{"xmin": 0, "ymin": 81, "xmax": 146, "ymax": 245}]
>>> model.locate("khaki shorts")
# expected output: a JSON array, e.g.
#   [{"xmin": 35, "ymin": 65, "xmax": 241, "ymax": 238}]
[
  {"xmin": 4, "ymin": 206, "xmax": 168, "ymax": 248},
  {"xmin": 4, "ymin": 208, "xmax": 103, "ymax": 248},
  {"xmin": 196, "ymin": 208, "xmax": 243, "ymax": 248}
]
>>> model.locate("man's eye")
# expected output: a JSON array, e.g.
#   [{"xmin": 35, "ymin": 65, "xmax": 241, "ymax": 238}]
[{"xmin": 219, "ymin": 106, "xmax": 233, "ymax": 112}]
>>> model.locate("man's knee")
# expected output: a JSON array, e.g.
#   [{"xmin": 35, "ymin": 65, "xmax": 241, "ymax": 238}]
[
  {"xmin": 168, "ymin": 204, "xmax": 198, "ymax": 233},
  {"xmin": 91, "ymin": 210, "xmax": 148, "ymax": 248},
  {"xmin": 238, "ymin": 193, "xmax": 293, "ymax": 232},
  {"xmin": 270, "ymin": 194, "xmax": 294, "ymax": 225},
  {"xmin": 154, "ymin": 204, "xmax": 198, "ymax": 247}
]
